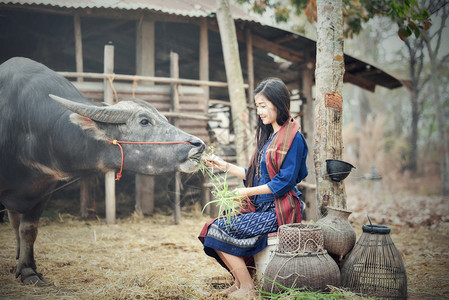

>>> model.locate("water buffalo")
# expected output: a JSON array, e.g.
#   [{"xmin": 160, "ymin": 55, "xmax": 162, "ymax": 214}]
[
  {"xmin": 0, "ymin": 203, "xmax": 4, "ymax": 222},
  {"xmin": 0, "ymin": 57, "xmax": 205, "ymax": 286}
]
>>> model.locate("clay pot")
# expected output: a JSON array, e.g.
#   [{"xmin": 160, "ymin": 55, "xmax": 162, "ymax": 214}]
[
  {"xmin": 263, "ymin": 251, "xmax": 340, "ymax": 293},
  {"xmin": 317, "ymin": 206, "xmax": 356, "ymax": 260}
]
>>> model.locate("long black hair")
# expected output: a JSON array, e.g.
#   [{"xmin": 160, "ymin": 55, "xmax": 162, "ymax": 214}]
[{"xmin": 245, "ymin": 77, "xmax": 291, "ymax": 186}]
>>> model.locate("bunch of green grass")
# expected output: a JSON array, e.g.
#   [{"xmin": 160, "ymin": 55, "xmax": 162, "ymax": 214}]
[
  {"xmin": 199, "ymin": 159, "xmax": 245, "ymax": 226},
  {"xmin": 259, "ymin": 277, "xmax": 366, "ymax": 299}
]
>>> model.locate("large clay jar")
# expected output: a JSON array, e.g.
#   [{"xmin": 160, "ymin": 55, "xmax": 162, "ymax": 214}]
[
  {"xmin": 317, "ymin": 206, "xmax": 356, "ymax": 260},
  {"xmin": 263, "ymin": 251, "xmax": 340, "ymax": 293}
]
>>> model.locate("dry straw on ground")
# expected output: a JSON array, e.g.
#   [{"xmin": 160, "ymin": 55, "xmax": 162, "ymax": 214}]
[
  {"xmin": 0, "ymin": 210, "xmax": 232, "ymax": 299},
  {"xmin": 1, "ymin": 185, "xmax": 448, "ymax": 299}
]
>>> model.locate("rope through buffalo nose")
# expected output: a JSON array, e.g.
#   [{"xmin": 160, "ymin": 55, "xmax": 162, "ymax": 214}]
[{"xmin": 108, "ymin": 139, "xmax": 193, "ymax": 180}]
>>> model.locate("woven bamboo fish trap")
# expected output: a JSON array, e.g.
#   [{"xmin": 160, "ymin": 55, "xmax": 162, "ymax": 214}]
[{"xmin": 341, "ymin": 224, "xmax": 407, "ymax": 299}]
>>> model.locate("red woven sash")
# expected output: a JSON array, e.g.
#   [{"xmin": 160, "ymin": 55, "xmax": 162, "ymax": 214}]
[{"xmin": 265, "ymin": 117, "xmax": 302, "ymax": 225}]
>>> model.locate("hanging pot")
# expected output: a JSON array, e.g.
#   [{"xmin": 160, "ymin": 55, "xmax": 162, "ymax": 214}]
[
  {"xmin": 326, "ymin": 159, "xmax": 355, "ymax": 182},
  {"xmin": 317, "ymin": 206, "xmax": 356, "ymax": 260}
]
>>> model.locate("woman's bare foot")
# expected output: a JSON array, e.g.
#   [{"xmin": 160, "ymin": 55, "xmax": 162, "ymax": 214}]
[
  {"xmin": 212, "ymin": 283, "xmax": 239, "ymax": 297},
  {"xmin": 228, "ymin": 287, "xmax": 258, "ymax": 299}
]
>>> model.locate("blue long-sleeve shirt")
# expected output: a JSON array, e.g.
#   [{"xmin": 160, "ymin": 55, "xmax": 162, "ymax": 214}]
[{"xmin": 252, "ymin": 131, "xmax": 308, "ymax": 204}]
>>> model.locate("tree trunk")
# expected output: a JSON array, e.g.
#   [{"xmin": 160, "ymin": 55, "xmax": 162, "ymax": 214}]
[
  {"xmin": 403, "ymin": 38, "xmax": 425, "ymax": 174},
  {"xmin": 421, "ymin": 5, "xmax": 449, "ymax": 195},
  {"xmin": 216, "ymin": 0, "xmax": 251, "ymax": 166},
  {"xmin": 314, "ymin": 0, "xmax": 346, "ymax": 216},
  {"xmin": 431, "ymin": 70, "xmax": 449, "ymax": 195},
  {"xmin": 408, "ymin": 91, "xmax": 420, "ymax": 172}
]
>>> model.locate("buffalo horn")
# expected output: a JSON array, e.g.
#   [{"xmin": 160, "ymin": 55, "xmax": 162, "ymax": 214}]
[{"xmin": 49, "ymin": 94, "xmax": 131, "ymax": 124}]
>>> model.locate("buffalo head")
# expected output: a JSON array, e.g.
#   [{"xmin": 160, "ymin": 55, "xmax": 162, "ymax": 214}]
[{"xmin": 49, "ymin": 94, "xmax": 205, "ymax": 175}]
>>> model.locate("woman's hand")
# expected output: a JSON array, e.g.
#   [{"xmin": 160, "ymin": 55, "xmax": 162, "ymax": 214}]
[
  {"xmin": 235, "ymin": 187, "xmax": 250, "ymax": 197},
  {"xmin": 203, "ymin": 155, "xmax": 246, "ymax": 180},
  {"xmin": 203, "ymin": 155, "xmax": 228, "ymax": 172},
  {"xmin": 235, "ymin": 185, "xmax": 273, "ymax": 198}
]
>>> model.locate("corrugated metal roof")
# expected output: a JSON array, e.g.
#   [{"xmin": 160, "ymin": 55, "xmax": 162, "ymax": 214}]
[
  {"xmin": 0, "ymin": 0, "xmax": 405, "ymax": 90},
  {"xmin": 0, "ymin": 0, "xmax": 253, "ymax": 20}
]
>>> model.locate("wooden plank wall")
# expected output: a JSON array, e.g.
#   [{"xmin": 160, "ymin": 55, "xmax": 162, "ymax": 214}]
[{"xmin": 72, "ymin": 81, "xmax": 209, "ymax": 142}]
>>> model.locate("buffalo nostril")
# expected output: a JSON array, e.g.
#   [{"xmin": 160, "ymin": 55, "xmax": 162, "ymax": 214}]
[{"xmin": 190, "ymin": 139, "xmax": 205, "ymax": 152}]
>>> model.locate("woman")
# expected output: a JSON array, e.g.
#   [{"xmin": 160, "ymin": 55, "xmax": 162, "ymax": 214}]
[{"xmin": 200, "ymin": 77, "xmax": 308, "ymax": 298}]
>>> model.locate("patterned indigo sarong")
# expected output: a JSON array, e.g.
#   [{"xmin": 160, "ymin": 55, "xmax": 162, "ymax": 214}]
[{"xmin": 202, "ymin": 201, "xmax": 278, "ymax": 259}]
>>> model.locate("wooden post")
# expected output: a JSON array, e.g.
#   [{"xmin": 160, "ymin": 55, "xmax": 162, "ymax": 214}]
[
  {"xmin": 135, "ymin": 175, "xmax": 154, "ymax": 214},
  {"xmin": 199, "ymin": 18, "xmax": 211, "ymax": 215},
  {"xmin": 74, "ymin": 14, "xmax": 91, "ymax": 218},
  {"xmin": 136, "ymin": 17, "xmax": 155, "ymax": 78},
  {"xmin": 135, "ymin": 16, "xmax": 156, "ymax": 216},
  {"xmin": 74, "ymin": 15, "xmax": 83, "ymax": 83},
  {"xmin": 80, "ymin": 178, "xmax": 89, "ymax": 219},
  {"xmin": 245, "ymin": 28, "xmax": 255, "ymax": 155},
  {"xmin": 301, "ymin": 67, "xmax": 317, "ymax": 220},
  {"xmin": 245, "ymin": 29, "xmax": 254, "ymax": 103},
  {"xmin": 104, "ymin": 43, "xmax": 116, "ymax": 225},
  {"xmin": 170, "ymin": 51, "xmax": 182, "ymax": 225},
  {"xmin": 199, "ymin": 18, "xmax": 210, "ymax": 111}
]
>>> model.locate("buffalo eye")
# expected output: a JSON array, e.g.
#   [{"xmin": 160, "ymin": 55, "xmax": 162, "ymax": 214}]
[{"xmin": 140, "ymin": 119, "xmax": 151, "ymax": 126}]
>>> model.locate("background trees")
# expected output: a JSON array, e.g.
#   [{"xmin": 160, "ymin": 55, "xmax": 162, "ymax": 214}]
[{"xmin": 235, "ymin": 0, "xmax": 449, "ymax": 196}]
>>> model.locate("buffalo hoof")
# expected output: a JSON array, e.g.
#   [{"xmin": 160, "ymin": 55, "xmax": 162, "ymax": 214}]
[{"xmin": 20, "ymin": 268, "xmax": 50, "ymax": 287}]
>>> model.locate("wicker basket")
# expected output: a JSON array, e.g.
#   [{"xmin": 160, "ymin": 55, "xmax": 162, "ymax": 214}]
[
  {"xmin": 263, "ymin": 251, "xmax": 340, "ymax": 293},
  {"xmin": 277, "ymin": 223, "xmax": 324, "ymax": 254}
]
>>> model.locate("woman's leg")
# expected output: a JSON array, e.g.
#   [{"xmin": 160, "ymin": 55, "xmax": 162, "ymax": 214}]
[
  {"xmin": 214, "ymin": 251, "xmax": 240, "ymax": 295},
  {"xmin": 216, "ymin": 250, "xmax": 257, "ymax": 298}
]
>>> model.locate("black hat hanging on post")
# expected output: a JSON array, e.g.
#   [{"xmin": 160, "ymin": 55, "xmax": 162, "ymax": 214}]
[{"xmin": 326, "ymin": 159, "xmax": 355, "ymax": 182}]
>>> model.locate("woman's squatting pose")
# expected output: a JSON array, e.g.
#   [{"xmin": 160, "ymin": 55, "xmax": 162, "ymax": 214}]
[{"xmin": 199, "ymin": 77, "xmax": 308, "ymax": 298}]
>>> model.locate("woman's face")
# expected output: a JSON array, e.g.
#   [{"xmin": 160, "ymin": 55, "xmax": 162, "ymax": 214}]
[{"xmin": 255, "ymin": 93, "xmax": 278, "ymax": 127}]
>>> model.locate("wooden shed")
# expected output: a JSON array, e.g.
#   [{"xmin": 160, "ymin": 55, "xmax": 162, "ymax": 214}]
[{"xmin": 0, "ymin": 0, "xmax": 403, "ymax": 221}]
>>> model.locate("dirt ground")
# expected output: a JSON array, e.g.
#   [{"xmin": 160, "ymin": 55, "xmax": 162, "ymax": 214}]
[{"xmin": 1, "ymin": 182, "xmax": 448, "ymax": 299}]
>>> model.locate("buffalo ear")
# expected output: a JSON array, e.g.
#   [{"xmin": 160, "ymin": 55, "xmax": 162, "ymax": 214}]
[{"xmin": 69, "ymin": 113, "xmax": 109, "ymax": 141}]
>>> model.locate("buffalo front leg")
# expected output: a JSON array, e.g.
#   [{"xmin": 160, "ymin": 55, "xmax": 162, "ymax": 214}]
[
  {"xmin": 15, "ymin": 204, "xmax": 49, "ymax": 286},
  {"xmin": 8, "ymin": 210, "xmax": 21, "ymax": 259}
]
